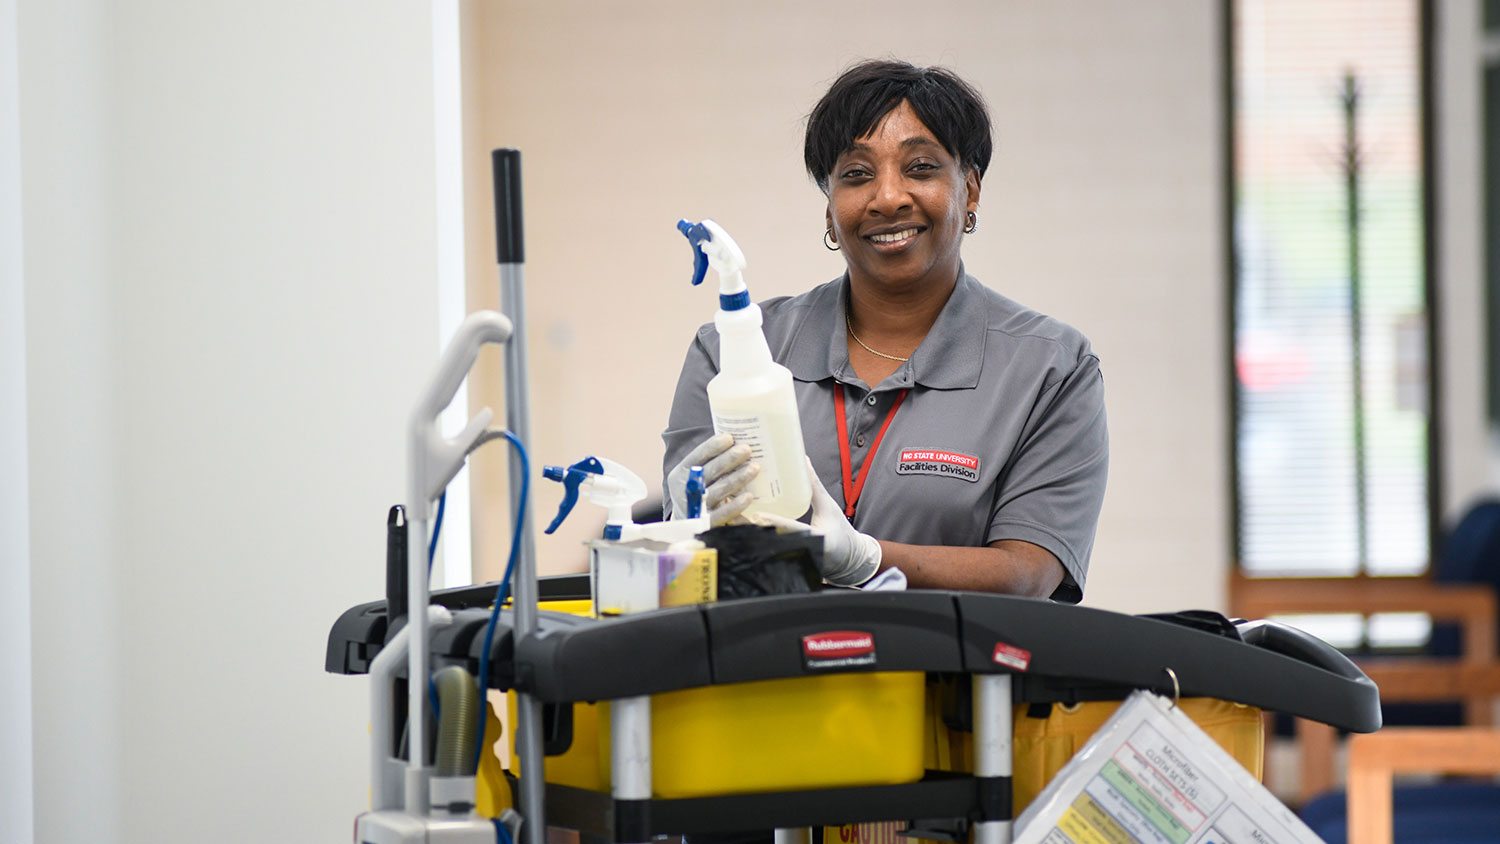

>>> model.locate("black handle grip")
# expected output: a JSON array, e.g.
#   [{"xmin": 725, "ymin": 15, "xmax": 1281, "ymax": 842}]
[
  {"xmin": 492, "ymin": 148, "xmax": 524, "ymax": 263},
  {"xmin": 1236, "ymin": 618, "xmax": 1368, "ymax": 682},
  {"xmin": 385, "ymin": 505, "xmax": 408, "ymax": 626}
]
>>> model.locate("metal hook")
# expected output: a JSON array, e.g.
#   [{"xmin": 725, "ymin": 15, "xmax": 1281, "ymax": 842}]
[{"xmin": 1162, "ymin": 667, "xmax": 1180, "ymax": 709}]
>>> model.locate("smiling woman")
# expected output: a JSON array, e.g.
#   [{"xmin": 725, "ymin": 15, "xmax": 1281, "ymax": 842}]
[
  {"xmin": 824, "ymin": 100, "xmax": 979, "ymax": 384},
  {"xmin": 662, "ymin": 59, "xmax": 1109, "ymax": 603}
]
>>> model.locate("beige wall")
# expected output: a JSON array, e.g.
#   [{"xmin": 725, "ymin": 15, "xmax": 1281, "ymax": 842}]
[{"xmin": 462, "ymin": 0, "xmax": 1227, "ymax": 612}]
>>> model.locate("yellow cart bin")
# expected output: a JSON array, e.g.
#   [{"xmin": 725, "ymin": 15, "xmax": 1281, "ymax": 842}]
[{"xmin": 599, "ymin": 671, "xmax": 926, "ymax": 798}]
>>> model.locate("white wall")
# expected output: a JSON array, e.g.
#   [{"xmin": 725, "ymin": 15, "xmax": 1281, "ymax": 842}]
[
  {"xmin": 463, "ymin": 0, "xmax": 1227, "ymax": 612},
  {"xmin": 20, "ymin": 2, "xmax": 442, "ymax": 841},
  {"xmin": 2, "ymin": 0, "xmax": 33, "ymax": 838},
  {"xmin": 20, "ymin": 1, "xmax": 124, "ymax": 838}
]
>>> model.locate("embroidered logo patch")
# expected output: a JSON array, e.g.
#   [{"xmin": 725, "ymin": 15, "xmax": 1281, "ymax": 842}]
[{"xmin": 896, "ymin": 448, "xmax": 980, "ymax": 483}]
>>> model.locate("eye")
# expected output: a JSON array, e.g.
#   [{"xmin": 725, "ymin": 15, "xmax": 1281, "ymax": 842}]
[
  {"xmin": 908, "ymin": 159, "xmax": 940, "ymax": 175},
  {"xmin": 839, "ymin": 165, "xmax": 871, "ymax": 181}
]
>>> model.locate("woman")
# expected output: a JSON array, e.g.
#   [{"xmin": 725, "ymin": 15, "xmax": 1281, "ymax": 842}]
[{"xmin": 662, "ymin": 60, "xmax": 1107, "ymax": 603}]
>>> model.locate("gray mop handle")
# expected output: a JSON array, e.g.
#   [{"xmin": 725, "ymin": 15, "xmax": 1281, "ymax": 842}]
[
  {"xmin": 491, "ymin": 147, "xmax": 535, "ymax": 631},
  {"xmin": 493, "ymin": 147, "xmax": 545, "ymax": 844},
  {"xmin": 492, "ymin": 147, "xmax": 536, "ymax": 631}
]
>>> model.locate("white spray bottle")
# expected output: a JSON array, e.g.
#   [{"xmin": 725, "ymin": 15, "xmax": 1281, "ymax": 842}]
[
  {"xmin": 678, "ymin": 219, "xmax": 812, "ymax": 520},
  {"xmin": 543, "ymin": 456, "xmax": 709, "ymax": 546}
]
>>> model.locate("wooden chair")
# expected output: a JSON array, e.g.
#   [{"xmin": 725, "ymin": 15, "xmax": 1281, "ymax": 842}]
[
  {"xmin": 1229, "ymin": 571, "xmax": 1500, "ymax": 802},
  {"xmin": 1346, "ymin": 727, "xmax": 1500, "ymax": 844}
]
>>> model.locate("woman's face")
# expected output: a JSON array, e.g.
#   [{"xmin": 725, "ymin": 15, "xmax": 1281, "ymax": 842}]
[{"xmin": 826, "ymin": 99, "xmax": 981, "ymax": 295}]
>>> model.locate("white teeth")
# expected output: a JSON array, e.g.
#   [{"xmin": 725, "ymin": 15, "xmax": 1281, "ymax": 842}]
[{"xmin": 870, "ymin": 229, "xmax": 918, "ymax": 244}]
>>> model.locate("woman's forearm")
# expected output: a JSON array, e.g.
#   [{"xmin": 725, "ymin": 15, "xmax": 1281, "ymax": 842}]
[{"xmin": 875, "ymin": 538, "xmax": 1064, "ymax": 598}]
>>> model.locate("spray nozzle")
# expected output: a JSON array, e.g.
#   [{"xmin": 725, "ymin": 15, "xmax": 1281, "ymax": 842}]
[
  {"xmin": 542, "ymin": 457, "xmax": 604, "ymax": 534},
  {"xmin": 541, "ymin": 455, "xmax": 648, "ymax": 536},
  {"xmin": 677, "ymin": 220, "xmax": 712, "ymax": 288},
  {"xmin": 685, "ymin": 466, "xmax": 705, "ymax": 520},
  {"xmin": 678, "ymin": 218, "xmax": 749, "ymax": 310}
]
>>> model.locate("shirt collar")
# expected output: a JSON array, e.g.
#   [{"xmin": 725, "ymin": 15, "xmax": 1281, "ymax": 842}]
[
  {"xmin": 785, "ymin": 266, "xmax": 986, "ymax": 390},
  {"xmin": 783, "ymin": 275, "xmax": 849, "ymax": 382}
]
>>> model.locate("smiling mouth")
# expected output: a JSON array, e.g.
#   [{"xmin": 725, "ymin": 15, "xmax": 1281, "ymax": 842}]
[{"xmin": 867, "ymin": 227, "xmax": 922, "ymax": 246}]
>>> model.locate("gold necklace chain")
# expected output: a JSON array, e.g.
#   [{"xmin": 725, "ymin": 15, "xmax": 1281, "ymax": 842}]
[{"xmin": 845, "ymin": 311, "xmax": 910, "ymax": 362}]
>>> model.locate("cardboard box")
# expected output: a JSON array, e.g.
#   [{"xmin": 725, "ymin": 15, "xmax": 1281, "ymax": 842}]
[{"xmin": 589, "ymin": 539, "xmax": 716, "ymax": 615}]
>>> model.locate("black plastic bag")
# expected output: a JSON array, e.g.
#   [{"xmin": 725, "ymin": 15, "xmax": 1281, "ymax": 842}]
[
  {"xmin": 1140, "ymin": 609, "xmax": 1243, "ymax": 641},
  {"xmin": 698, "ymin": 524, "xmax": 823, "ymax": 600}
]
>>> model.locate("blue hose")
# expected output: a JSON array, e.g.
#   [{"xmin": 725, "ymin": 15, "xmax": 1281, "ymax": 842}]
[
  {"xmin": 474, "ymin": 430, "xmax": 529, "ymax": 773},
  {"xmin": 427, "ymin": 491, "xmax": 446, "ymax": 575}
]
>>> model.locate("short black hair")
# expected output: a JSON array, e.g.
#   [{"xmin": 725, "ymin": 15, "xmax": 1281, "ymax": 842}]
[{"xmin": 804, "ymin": 59, "xmax": 993, "ymax": 194}]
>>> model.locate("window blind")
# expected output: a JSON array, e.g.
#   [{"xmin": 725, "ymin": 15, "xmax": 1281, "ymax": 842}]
[{"xmin": 1233, "ymin": 0, "xmax": 1430, "ymax": 576}]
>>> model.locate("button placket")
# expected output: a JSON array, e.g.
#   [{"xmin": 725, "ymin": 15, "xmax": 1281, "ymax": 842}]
[{"xmin": 854, "ymin": 392, "xmax": 873, "ymax": 448}]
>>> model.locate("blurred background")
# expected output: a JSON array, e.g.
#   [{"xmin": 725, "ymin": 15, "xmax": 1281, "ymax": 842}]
[{"xmin": 4, "ymin": 0, "xmax": 1496, "ymax": 841}]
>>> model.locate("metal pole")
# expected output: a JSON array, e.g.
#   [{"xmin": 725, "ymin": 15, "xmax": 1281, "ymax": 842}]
[
  {"xmin": 612, "ymin": 696, "xmax": 653, "ymax": 844},
  {"xmin": 499, "ymin": 259, "xmax": 537, "ymax": 630},
  {"xmin": 972, "ymin": 674, "xmax": 1014, "ymax": 844},
  {"xmin": 406, "ymin": 499, "xmax": 431, "ymax": 814},
  {"xmin": 494, "ymin": 147, "xmax": 545, "ymax": 844},
  {"xmin": 1341, "ymin": 71, "xmax": 1370, "ymax": 573}
]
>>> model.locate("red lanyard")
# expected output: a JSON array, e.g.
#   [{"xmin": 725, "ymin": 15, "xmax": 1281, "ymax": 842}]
[{"xmin": 833, "ymin": 384, "xmax": 908, "ymax": 519}]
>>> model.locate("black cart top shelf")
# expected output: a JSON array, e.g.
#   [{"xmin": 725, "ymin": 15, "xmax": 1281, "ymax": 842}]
[{"xmin": 327, "ymin": 579, "xmax": 1381, "ymax": 734}]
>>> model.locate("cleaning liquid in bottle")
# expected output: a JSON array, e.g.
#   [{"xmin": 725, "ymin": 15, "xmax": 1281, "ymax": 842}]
[{"xmin": 679, "ymin": 218, "xmax": 812, "ymax": 520}]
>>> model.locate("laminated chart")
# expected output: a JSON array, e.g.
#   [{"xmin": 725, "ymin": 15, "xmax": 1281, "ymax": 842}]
[{"xmin": 1015, "ymin": 693, "xmax": 1324, "ymax": 844}]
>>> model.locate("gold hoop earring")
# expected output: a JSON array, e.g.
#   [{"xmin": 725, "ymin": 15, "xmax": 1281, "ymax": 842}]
[
  {"xmin": 964, "ymin": 211, "xmax": 978, "ymax": 234},
  {"xmin": 824, "ymin": 227, "xmax": 840, "ymax": 251}
]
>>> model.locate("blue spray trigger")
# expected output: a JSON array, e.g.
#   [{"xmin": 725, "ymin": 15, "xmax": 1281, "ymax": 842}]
[
  {"xmin": 677, "ymin": 219, "xmax": 712, "ymax": 287},
  {"xmin": 542, "ymin": 456, "xmax": 605, "ymax": 534},
  {"xmin": 685, "ymin": 465, "xmax": 705, "ymax": 520}
]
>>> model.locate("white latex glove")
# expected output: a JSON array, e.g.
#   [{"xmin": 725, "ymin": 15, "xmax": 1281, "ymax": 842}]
[
  {"xmin": 666, "ymin": 433, "xmax": 758, "ymax": 526},
  {"xmin": 757, "ymin": 459, "xmax": 881, "ymax": 587}
]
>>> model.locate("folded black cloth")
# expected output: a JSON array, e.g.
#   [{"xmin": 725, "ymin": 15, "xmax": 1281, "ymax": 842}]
[{"xmin": 697, "ymin": 524, "xmax": 823, "ymax": 601}]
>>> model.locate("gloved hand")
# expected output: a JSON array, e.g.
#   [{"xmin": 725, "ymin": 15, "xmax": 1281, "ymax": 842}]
[
  {"xmin": 667, "ymin": 432, "xmax": 759, "ymax": 526},
  {"xmin": 758, "ymin": 460, "xmax": 882, "ymax": 587}
]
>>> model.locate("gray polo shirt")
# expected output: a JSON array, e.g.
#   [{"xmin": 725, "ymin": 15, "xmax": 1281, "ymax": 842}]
[{"xmin": 662, "ymin": 271, "xmax": 1108, "ymax": 602}]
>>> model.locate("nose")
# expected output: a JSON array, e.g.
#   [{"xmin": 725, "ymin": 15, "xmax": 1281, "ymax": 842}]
[{"xmin": 868, "ymin": 166, "xmax": 911, "ymax": 216}]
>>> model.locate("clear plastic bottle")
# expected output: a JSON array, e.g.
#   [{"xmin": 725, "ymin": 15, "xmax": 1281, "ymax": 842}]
[{"xmin": 680, "ymin": 219, "xmax": 812, "ymax": 519}]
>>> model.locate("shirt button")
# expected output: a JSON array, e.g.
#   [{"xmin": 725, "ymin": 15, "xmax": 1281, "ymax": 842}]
[
  {"xmin": 856, "ymin": 434, "xmax": 866, "ymax": 447},
  {"xmin": 866, "ymin": 395, "xmax": 878, "ymax": 406}
]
